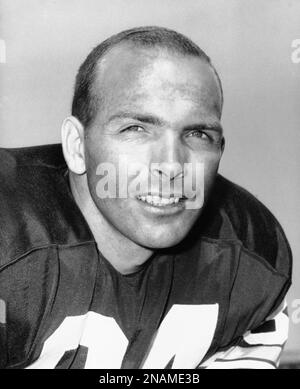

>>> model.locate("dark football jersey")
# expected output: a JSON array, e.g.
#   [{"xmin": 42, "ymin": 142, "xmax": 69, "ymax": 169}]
[{"xmin": 0, "ymin": 145, "xmax": 292, "ymax": 369}]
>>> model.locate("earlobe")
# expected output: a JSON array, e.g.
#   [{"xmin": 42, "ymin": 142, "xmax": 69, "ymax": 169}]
[{"xmin": 61, "ymin": 116, "xmax": 86, "ymax": 175}]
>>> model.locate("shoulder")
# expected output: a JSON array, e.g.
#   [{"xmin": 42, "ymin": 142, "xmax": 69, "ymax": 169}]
[
  {"xmin": 0, "ymin": 143, "xmax": 66, "ymax": 170},
  {"xmin": 201, "ymin": 175, "xmax": 292, "ymax": 346},
  {"xmin": 0, "ymin": 144, "xmax": 94, "ymax": 268},
  {"xmin": 200, "ymin": 174, "xmax": 292, "ymax": 278}
]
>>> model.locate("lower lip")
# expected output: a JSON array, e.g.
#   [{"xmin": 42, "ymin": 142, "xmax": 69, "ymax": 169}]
[{"xmin": 136, "ymin": 197, "xmax": 185, "ymax": 215}]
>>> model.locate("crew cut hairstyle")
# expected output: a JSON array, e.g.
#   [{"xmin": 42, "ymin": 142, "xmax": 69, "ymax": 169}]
[{"xmin": 71, "ymin": 26, "xmax": 223, "ymax": 129}]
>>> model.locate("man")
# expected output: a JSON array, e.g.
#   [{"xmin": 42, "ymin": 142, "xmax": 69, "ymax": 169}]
[{"xmin": 0, "ymin": 26, "xmax": 292, "ymax": 369}]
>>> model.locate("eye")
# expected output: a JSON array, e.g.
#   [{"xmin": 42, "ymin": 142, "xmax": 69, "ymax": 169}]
[
  {"xmin": 120, "ymin": 125, "xmax": 145, "ymax": 133},
  {"xmin": 187, "ymin": 130, "xmax": 210, "ymax": 140}
]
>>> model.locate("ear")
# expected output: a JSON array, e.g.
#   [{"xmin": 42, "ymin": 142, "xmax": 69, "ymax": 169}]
[{"xmin": 61, "ymin": 116, "xmax": 86, "ymax": 175}]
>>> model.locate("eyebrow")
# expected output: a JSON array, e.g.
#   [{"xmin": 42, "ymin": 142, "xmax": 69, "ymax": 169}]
[
  {"xmin": 106, "ymin": 112, "xmax": 166, "ymax": 127},
  {"xmin": 184, "ymin": 122, "xmax": 223, "ymax": 134},
  {"xmin": 106, "ymin": 111, "xmax": 223, "ymax": 133}
]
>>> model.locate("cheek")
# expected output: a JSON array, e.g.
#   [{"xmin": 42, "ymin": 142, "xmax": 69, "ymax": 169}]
[
  {"xmin": 86, "ymin": 139, "xmax": 114, "ymax": 167},
  {"xmin": 191, "ymin": 148, "xmax": 222, "ymax": 175},
  {"xmin": 85, "ymin": 139, "xmax": 123, "ymax": 193},
  {"xmin": 205, "ymin": 153, "xmax": 222, "ymax": 172},
  {"xmin": 87, "ymin": 135, "xmax": 151, "ymax": 173},
  {"xmin": 198, "ymin": 151, "xmax": 222, "ymax": 196}
]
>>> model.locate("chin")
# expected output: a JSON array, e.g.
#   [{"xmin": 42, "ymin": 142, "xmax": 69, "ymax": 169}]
[{"xmin": 137, "ymin": 228, "xmax": 190, "ymax": 250}]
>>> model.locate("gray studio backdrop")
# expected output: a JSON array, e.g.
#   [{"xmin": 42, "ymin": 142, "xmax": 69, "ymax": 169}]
[{"xmin": 0, "ymin": 0, "xmax": 299, "ymax": 358}]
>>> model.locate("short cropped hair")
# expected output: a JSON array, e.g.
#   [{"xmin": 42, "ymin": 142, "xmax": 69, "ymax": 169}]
[{"xmin": 71, "ymin": 26, "xmax": 223, "ymax": 129}]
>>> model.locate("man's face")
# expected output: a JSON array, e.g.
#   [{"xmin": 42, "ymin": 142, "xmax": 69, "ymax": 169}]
[{"xmin": 84, "ymin": 45, "xmax": 223, "ymax": 249}]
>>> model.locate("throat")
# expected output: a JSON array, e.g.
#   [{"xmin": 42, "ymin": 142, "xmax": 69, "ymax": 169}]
[{"xmin": 96, "ymin": 231, "xmax": 154, "ymax": 275}]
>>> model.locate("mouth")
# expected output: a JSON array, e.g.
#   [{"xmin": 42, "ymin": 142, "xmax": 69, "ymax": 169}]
[{"xmin": 136, "ymin": 194, "xmax": 187, "ymax": 208}]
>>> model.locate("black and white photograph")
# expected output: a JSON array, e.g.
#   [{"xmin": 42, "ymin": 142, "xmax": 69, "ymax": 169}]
[{"xmin": 0, "ymin": 0, "xmax": 299, "ymax": 373}]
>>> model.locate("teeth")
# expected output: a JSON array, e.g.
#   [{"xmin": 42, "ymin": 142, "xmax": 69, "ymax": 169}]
[
  {"xmin": 160, "ymin": 197, "xmax": 170, "ymax": 205},
  {"xmin": 138, "ymin": 195, "xmax": 181, "ymax": 206}
]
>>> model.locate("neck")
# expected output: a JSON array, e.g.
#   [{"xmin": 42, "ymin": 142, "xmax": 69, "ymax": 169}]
[{"xmin": 69, "ymin": 172, "xmax": 154, "ymax": 275}]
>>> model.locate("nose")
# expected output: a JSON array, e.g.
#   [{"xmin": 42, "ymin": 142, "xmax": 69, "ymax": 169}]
[{"xmin": 150, "ymin": 130, "xmax": 186, "ymax": 181}]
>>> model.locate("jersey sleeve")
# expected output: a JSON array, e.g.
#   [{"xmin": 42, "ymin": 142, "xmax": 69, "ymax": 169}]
[{"xmin": 198, "ymin": 300, "xmax": 289, "ymax": 369}]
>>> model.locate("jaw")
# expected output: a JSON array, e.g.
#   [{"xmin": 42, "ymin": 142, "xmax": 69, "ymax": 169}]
[{"xmin": 104, "ymin": 196, "xmax": 202, "ymax": 249}]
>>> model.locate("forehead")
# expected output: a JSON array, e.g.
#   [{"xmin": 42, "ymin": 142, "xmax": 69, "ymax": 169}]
[{"xmin": 94, "ymin": 44, "xmax": 222, "ymax": 119}]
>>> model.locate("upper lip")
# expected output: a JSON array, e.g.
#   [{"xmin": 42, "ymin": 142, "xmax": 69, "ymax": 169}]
[{"xmin": 137, "ymin": 193, "xmax": 187, "ymax": 199}]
